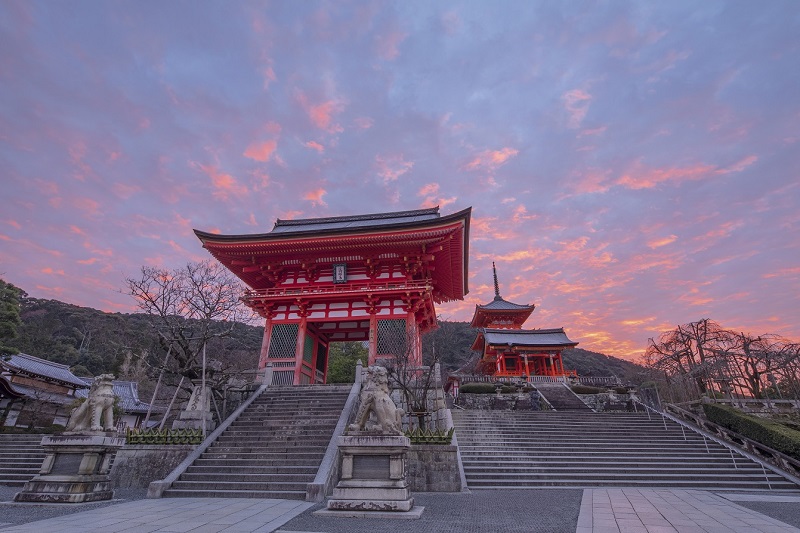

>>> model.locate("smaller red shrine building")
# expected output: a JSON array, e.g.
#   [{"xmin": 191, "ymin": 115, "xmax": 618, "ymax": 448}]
[{"xmin": 471, "ymin": 264, "xmax": 578, "ymax": 380}]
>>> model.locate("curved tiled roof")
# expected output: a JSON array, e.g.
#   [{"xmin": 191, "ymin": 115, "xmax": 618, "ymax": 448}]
[
  {"xmin": 1, "ymin": 353, "xmax": 89, "ymax": 388},
  {"xmin": 482, "ymin": 328, "xmax": 578, "ymax": 347},
  {"xmin": 477, "ymin": 297, "xmax": 535, "ymax": 311}
]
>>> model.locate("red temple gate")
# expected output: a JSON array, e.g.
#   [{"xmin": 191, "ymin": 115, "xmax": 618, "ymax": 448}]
[{"xmin": 195, "ymin": 207, "xmax": 471, "ymax": 385}]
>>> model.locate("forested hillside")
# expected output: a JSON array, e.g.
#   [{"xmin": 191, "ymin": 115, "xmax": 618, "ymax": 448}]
[
  {"xmin": 3, "ymin": 283, "xmax": 644, "ymax": 389},
  {"xmin": 6, "ymin": 292, "xmax": 263, "ymax": 392}
]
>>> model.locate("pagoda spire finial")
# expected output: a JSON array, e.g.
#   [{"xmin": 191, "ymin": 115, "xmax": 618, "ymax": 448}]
[{"xmin": 492, "ymin": 261, "xmax": 502, "ymax": 300}]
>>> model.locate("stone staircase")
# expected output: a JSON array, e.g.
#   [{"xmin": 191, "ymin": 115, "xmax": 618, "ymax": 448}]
[
  {"xmin": 452, "ymin": 410, "xmax": 798, "ymax": 490},
  {"xmin": 163, "ymin": 384, "xmax": 350, "ymax": 499},
  {"xmin": 535, "ymin": 382, "xmax": 593, "ymax": 411},
  {"xmin": 0, "ymin": 434, "xmax": 46, "ymax": 486}
]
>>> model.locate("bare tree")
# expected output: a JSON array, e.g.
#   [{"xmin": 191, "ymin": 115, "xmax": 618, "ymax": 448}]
[
  {"xmin": 645, "ymin": 319, "xmax": 800, "ymax": 401},
  {"xmin": 124, "ymin": 260, "xmax": 252, "ymax": 381},
  {"xmin": 384, "ymin": 324, "xmax": 443, "ymax": 430}
]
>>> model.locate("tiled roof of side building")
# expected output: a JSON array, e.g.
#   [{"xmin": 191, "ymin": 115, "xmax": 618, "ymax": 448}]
[
  {"xmin": 2, "ymin": 353, "xmax": 89, "ymax": 388},
  {"xmin": 482, "ymin": 328, "xmax": 579, "ymax": 347}
]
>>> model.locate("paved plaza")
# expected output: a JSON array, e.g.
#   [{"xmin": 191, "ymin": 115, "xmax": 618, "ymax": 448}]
[{"xmin": 2, "ymin": 487, "xmax": 800, "ymax": 533}]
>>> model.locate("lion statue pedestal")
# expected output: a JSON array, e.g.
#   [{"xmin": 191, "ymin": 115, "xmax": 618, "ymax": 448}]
[
  {"xmin": 14, "ymin": 375, "xmax": 125, "ymax": 503},
  {"xmin": 318, "ymin": 366, "xmax": 422, "ymax": 518}
]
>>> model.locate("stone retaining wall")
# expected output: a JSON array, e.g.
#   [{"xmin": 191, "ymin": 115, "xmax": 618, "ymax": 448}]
[
  {"xmin": 455, "ymin": 392, "xmax": 545, "ymax": 411},
  {"xmin": 110, "ymin": 445, "xmax": 195, "ymax": 488},
  {"xmin": 406, "ymin": 444, "xmax": 460, "ymax": 492},
  {"xmin": 577, "ymin": 393, "xmax": 634, "ymax": 412}
]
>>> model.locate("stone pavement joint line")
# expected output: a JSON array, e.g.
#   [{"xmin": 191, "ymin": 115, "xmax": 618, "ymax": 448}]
[
  {"xmin": 0, "ymin": 498, "xmax": 314, "ymax": 533},
  {"xmin": 576, "ymin": 488, "xmax": 800, "ymax": 533}
]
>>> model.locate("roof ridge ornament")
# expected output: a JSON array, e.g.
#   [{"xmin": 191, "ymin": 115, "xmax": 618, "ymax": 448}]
[{"xmin": 492, "ymin": 261, "xmax": 502, "ymax": 301}]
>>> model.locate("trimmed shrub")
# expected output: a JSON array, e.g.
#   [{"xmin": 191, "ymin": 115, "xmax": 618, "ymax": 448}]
[
  {"xmin": 459, "ymin": 382, "xmax": 497, "ymax": 394},
  {"xmin": 613, "ymin": 387, "xmax": 629, "ymax": 395},
  {"xmin": 703, "ymin": 403, "xmax": 800, "ymax": 461},
  {"xmin": 571, "ymin": 385, "xmax": 602, "ymax": 395},
  {"xmin": 500, "ymin": 385, "xmax": 517, "ymax": 394}
]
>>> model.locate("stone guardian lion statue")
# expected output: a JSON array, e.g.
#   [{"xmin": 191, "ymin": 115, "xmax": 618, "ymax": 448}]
[
  {"xmin": 66, "ymin": 374, "xmax": 117, "ymax": 433},
  {"xmin": 349, "ymin": 366, "xmax": 404, "ymax": 435}
]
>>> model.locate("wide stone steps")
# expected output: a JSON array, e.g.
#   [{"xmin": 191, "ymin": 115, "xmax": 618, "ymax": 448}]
[
  {"xmin": 0, "ymin": 434, "xmax": 46, "ymax": 486},
  {"xmin": 452, "ymin": 410, "xmax": 797, "ymax": 490},
  {"xmin": 163, "ymin": 384, "xmax": 350, "ymax": 499}
]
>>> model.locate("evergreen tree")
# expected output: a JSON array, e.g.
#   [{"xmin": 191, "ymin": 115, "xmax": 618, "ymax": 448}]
[{"xmin": 0, "ymin": 279, "xmax": 23, "ymax": 356}]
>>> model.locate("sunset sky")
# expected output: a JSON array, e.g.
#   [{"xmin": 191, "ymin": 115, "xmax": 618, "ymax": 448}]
[{"xmin": 1, "ymin": 1, "xmax": 798, "ymax": 362}]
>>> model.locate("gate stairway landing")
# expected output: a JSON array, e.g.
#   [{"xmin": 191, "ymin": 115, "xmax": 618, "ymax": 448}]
[
  {"xmin": 452, "ymin": 410, "xmax": 798, "ymax": 490},
  {"xmin": 163, "ymin": 384, "xmax": 350, "ymax": 499},
  {"xmin": 535, "ymin": 382, "xmax": 593, "ymax": 411},
  {"xmin": 0, "ymin": 434, "xmax": 45, "ymax": 486}
]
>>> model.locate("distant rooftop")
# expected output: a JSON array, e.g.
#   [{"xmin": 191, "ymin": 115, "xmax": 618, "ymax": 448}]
[{"xmin": 1, "ymin": 353, "xmax": 89, "ymax": 388}]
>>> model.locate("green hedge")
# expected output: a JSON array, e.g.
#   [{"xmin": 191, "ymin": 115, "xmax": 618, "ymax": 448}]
[
  {"xmin": 571, "ymin": 385, "xmax": 602, "ymax": 395},
  {"xmin": 702, "ymin": 403, "xmax": 800, "ymax": 461},
  {"xmin": 459, "ymin": 382, "xmax": 497, "ymax": 394}
]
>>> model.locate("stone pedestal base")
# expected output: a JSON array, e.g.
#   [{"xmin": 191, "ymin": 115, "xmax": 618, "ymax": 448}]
[
  {"xmin": 14, "ymin": 434, "xmax": 124, "ymax": 503},
  {"xmin": 326, "ymin": 434, "xmax": 415, "ymax": 513},
  {"xmin": 171, "ymin": 409, "xmax": 215, "ymax": 431}
]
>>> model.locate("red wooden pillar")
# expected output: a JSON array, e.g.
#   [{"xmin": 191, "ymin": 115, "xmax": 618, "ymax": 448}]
[
  {"xmin": 258, "ymin": 318, "xmax": 273, "ymax": 373},
  {"xmin": 294, "ymin": 316, "xmax": 307, "ymax": 385},
  {"xmin": 368, "ymin": 313, "xmax": 377, "ymax": 366}
]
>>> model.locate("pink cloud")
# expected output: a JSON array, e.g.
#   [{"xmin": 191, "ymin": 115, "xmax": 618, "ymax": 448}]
[
  {"xmin": 113, "ymin": 182, "xmax": 140, "ymax": 199},
  {"xmin": 77, "ymin": 258, "xmax": 98, "ymax": 265},
  {"xmin": 73, "ymin": 197, "xmax": 100, "ymax": 216},
  {"xmin": 464, "ymin": 147, "xmax": 519, "ymax": 171},
  {"xmin": 376, "ymin": 30, "xmax": 407, "ymax": 60},
  {"xmin": 718, "ymin": 154, "xmax": 758, "ymax": 174},
  {"xmin": 647, "ymin": 235, "xmax": 678, "ymax": 249},
  {"xmin": 762, "ymin": 267, "xmax": 800, "ymax": 279},
  {"xmin": 304, "ymin": 188, "xmax": 327, "ymax": 207},
  {"xmin": 69, "ymin": 225, "xmax": 86, "ymax": 236},
  {"xmin": 305, "ymin": 141, "xmax": 324, "ymax": 152},
  {"xmin": 295, "ymin": 91, "xmax": 345, "ymax": 133},
  {"xmin": 562, "ymin": 89, "xmax": 592, "ymax": 129},
  {"xmin": 417, "ymin": 183, "xmax": 439, "ymax": 196},
  {"xmin": 354, "ymin": 117, "xmax": 373, "ymax": 129},
  {"xmin": 41, "ymin": 267, "xmax": 65, "ymax": 275},
  {"xmin": 579, "ymin": 126, "xmax": 607, "ymax": 137},
  {"xmin": 193, "ymin": 162, "xmax": 248, "ymax": 200},
  {"xmin": 6, "ymin": 219, "xmax": 21, "ymax": 229},
  {"xmin": 376, "ymin": 154, "xmax": 414, "ymax": 183},
  {"xmin": 243, "ymin": 139, "xmax": 278, "ymax": 162},
  {"xmin": 617, "ymin": 161, "xmax": 717, "ymax": 189}
]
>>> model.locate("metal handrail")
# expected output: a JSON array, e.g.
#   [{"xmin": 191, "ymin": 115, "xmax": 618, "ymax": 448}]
[{"xmin": 632, "ymin": 399, "xmax": 800, "ymax": 488}]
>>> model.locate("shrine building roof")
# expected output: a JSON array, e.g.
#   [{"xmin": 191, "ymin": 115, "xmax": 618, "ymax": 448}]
[
  {"xmin": 1, "ymin": 353, "xmax": 89, "ymax": 389},
  {"xmin": 470, "ymin": 262, "xmax": 535, "ymax": 328},
  {"xmin": 481, "ymin": 328, "xmax": 578, "ymax": 348},
  {"xmin": 270, "ymin": 207, "xmax": 441, "ymax": 234},
  {"xmin": 194, "ymin": 207, "xmax": 453, "ymax": 242},
  {"xmin": 477, "ymin": 297, "xmax": 535, "ymax": 312}
]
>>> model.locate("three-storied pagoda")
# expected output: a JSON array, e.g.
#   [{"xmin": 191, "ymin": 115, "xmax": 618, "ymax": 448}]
[
  {"xmin": 195, "ymin": 207, "xmax": 471, "ymax": 385},
  {"xmin": 471, "ymin": 263, "xmax": 578, "ymax": 379}
]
